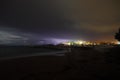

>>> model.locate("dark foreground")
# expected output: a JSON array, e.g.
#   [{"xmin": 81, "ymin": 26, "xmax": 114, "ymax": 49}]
[{"xmin": 0, "ymin": 46, "xmax": 120, "ymax": 80}]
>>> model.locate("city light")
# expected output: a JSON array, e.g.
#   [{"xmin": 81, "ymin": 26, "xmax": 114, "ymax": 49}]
[
  {"xmin": 63, "ymin": 40, "xmax": 88, "ymax": 46},
  {"xmin": 117, "ymin": 42, "xmax": 120, "ymax": 45},
  {"xmin": 62, "ymin": 40, "xmax": 117, "ymax": 46},
  {"xmin": 74, "ymin": 40, "xmax": 86, "ymax": 45},
  {"xmin": 63, "ymin": 42, "xmax": 71, "ymax": 46}
]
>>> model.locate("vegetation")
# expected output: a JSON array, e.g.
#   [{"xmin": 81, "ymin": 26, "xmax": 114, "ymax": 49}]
[{"xmin": 115, "ymin": 28, "xmax": 120, "ymax": 41}]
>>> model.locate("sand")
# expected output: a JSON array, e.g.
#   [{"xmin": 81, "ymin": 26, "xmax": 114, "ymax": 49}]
[{"xmin": 0, "ymin": 46, "xmax": 120, "ymax": 80}]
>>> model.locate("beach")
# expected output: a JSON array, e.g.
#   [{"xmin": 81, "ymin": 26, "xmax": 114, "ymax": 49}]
[{"xmin": 0, "ymin": 46, "xmax": 120, "ymax": 80}]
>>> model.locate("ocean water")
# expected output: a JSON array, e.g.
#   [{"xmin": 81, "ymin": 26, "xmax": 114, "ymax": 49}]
[
  {"xmin": 0, "ymin": 50, "xmax": 67, "ymax": 59},
  {"xmin": 0, "ymin": 47, "xmax": 67, "ymax": 59}
]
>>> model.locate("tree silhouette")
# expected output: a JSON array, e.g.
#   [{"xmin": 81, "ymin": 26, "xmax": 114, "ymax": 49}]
[{"xmin": 115, "ymin": 28, "xmax": 120, "ymax": 41}]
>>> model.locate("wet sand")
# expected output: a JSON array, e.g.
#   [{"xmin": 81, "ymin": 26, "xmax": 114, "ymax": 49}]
[{"xmin": 0, "ymin": 55, "xmax": 67, "ymax": 80}]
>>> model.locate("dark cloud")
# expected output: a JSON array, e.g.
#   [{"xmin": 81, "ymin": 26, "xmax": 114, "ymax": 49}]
[
  {"xmin": 0, "ymin": 0, "xmax": 120, "ymax": 42},
  {"xmin": 58, "ymin": 0, "xmax": 120, "ymax": 39}
]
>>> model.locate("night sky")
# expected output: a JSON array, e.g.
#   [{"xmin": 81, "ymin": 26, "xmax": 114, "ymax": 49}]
[{"xmin": 0, "ymin": 0, "xmax": 120, "ymax": 44}]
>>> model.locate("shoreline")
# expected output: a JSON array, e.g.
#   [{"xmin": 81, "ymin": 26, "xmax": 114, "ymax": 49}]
[{"xmin": 0, "ymin": 50, "xmax": 67, "ymax": 60}]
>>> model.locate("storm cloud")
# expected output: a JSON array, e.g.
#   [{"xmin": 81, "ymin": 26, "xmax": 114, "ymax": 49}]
[{"xmin": 0, "ymin": 0, "xmax": 120, "ymax": 42}]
